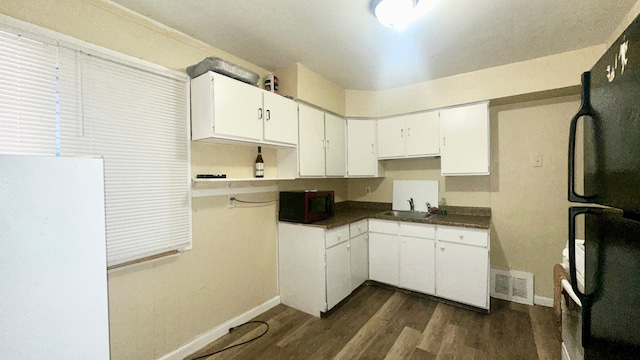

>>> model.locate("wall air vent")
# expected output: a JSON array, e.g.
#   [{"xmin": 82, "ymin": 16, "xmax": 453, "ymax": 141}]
[{"xmin": 490, "ymin": 268, "xmax": 534, "ymax": 305}]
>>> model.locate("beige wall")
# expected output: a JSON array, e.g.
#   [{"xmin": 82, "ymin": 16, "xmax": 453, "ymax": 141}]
[
  {"xmin": 488, "ymin": 96, "xmax": 581, "ymax": 297},
  {"xmin": 345, "ymin": 46, "xmax": 604, "ymax": 118},
  {"xmin": 274, "ymin": 63, "xmax": 347, "ymax": 116},
  {"xmin": 348, "ymin": 158, "xmax": 491, "ymax": 207}
]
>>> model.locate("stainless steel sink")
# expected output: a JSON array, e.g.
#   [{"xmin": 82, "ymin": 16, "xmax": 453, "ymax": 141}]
[{"xmin": 381, "ymin": 210, "xmax": 431, "ymax": 220}]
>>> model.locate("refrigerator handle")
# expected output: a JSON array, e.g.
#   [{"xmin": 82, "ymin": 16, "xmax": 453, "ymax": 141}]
[
  {"xmin": 568, "ymin": 72, "xmax": 596, "ymax": 203},
  {"xmin": 568, "ymin": 206, "xmax": 590, "ymax": 302},
  {"xmin": 568, "ymin": 206, "xmax": 608, "ymax": 307}
]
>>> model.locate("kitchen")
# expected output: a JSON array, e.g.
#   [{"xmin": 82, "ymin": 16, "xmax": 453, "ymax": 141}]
[{"xmin": 0, "ymin": 0, "xmax": 639, "ymax": 359}]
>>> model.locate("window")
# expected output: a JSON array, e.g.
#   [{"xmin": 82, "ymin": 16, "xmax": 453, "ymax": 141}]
[
  {"xmin": 0, "ymin": 30, "xmax": 58, "ymax": 155},
  {"xmin": 0, "ymin": 25, "xmax": 192, "ymax": 268}
]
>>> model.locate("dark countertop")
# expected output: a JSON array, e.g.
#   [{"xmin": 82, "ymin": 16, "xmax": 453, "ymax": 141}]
[{"xmin": 283, "ymin": 201, "xmax": 491, "ymax": 230}]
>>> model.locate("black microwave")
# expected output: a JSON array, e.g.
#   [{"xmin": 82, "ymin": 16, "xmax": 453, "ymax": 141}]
[{"xmin": 278, "ymin": 191, "xmax": 334, "ymax": 224}]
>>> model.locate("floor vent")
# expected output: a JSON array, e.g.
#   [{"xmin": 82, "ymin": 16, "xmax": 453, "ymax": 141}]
[{"xmin": 490, "ymin": 268, "xmax": 534, "ymax": 305}]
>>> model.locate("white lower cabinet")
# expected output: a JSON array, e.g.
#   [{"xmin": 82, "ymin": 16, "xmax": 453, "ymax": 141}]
[
  {"xmin": 399, "ymin": 235, "xmax": 435, "ymax": 295},
  {"xmin": 369, "ymin": 232, "xmax": 399, "ymax": 286},
  {"xmin": 278, "ymin": 220, "xmax": 369, "ymax": 317},
  {"xmin": 369, "ymin": 220, "xmax": 435, "ymax": 294},
  {"xmin": 435, "ymin": 225, "xmax": 490, "ymax": 309},
  {"xmin": 349, "ymin": 220, "xmax": 369, "ymax": 292},
  {"xmin": 369, "ymin": 219, "xmax": 489, "ymax": 310},
  {"xmin": 326, "ymin": 241, "xmax": 352, "ymax": 310},
  {"xmin": 279, "ymin": 219, "xmax": 490, "ymax": 316}
]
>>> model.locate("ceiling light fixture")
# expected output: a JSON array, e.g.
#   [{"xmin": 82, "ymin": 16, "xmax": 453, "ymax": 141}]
[{"xmin": 370, "ymin": 0, "xmax": 434, "ymax": 30}]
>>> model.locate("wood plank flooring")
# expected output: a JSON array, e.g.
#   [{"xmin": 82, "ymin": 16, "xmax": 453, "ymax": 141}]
[{"xmin": 186, "ymin": 285, "xmax": 561, "ymax": 360}]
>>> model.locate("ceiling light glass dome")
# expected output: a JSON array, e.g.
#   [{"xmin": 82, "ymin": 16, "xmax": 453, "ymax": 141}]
[{"xmin": 370, "ymin": 0, "xmax": 435, "ymax": 30}]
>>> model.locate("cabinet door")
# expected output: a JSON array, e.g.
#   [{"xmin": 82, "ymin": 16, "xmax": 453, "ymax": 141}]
[
  {"xmin": 326, "ymin": 241, "xmax": 352, "ymax": 310},
  {"xmin": 435, "ymin": 241, "xmax": 489, "ymax": 309},
  {"xmin": 439, "ymin": 103, "xmax": 490, "ymax": 175},
  {"xmin": 298, "ymin": 104, "xmax": 326, "ymax": 176},
  {"xmin": 211, "ymin": 72, "xmax": 263, "ymax": 141},
  {"xmin": 263, "ymin": 91, "xmax": 298, "ymax": 145},
  {"xmin": 350, "ymin": 233, "xmax": 369, "ymax": 292},
  {"xmin": 369, "ymin": 233, "xmax": 399, "ymax": 286},
  {"xmin": 377, "ymin": 117, "xmax": 405, "ymax": 158},
  {"xmin": 400, "ymin": 237, "xmax": 435, "ymax": 294},
  {"xmin": 405, "ymin": 111, "xmax": 439, "ymax": 157},
  {"xmin": 324, "ymin": 113, "xmax": 346, "ymax": 177},
  {"xmin": 346, "ymin": 120, "xmax": 377, "ymax": 176}
]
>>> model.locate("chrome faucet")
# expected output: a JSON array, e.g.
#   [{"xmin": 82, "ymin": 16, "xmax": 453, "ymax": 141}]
[{"xmin": 408, "ymin": 198, "xmax": 415, "ymax": 212}]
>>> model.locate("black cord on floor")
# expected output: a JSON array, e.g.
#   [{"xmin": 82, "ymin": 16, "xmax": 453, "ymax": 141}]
[{"xmin": 188, "ymin": 320, "xmax": 270, "ymax": 360}]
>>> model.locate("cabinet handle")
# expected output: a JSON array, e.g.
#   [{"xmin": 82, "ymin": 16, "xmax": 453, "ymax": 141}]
[
  {"xmin": 442, "ymin": 137, "xmax": 446, "ymax": 146},
  {"xmin": 347, "ymin": 244, "xmax": 351, "ymax": 249},
  {"xmin": 440, "ymin": 245, "xmax": 445, "ymax": 251},
  {"xmin": 459, "ymin": 235, "xmax": 464, "ymax": 239},
  {"xmin": 326, "ymin": 139, "xmax": 330, "ymax": 150},
  {"xmin": 371, "ymin": 144, "xmax": 375, "ymax": 154},
  {"xmin": 401, "ymin": 128, "xmax": 404, "ymax": 138},
  {"xmin": 407, "ymin": 127, "xmax": 411, "ymax": 137},
  {"xmin": 266, "ymin": 109, "xmax": 271, "ymax": 121},
  {"xmin": 338, "ymin": 233, "xmax": 341, "ymax": 239},
  {"xmin": 322, "ymin": 139, "xmax": 326, "ymax": 149},
  {"xmin": 258, "ymin": 108, "xmax": 263, "ymax": 120}
]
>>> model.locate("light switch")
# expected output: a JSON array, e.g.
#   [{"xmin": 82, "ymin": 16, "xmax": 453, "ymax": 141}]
[{"xmin": 531, "ymin": 154, "xmax": 543, "ymax": 167}]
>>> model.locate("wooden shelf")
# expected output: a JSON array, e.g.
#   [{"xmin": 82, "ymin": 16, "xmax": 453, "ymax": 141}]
[{"xmin": 191, "ymin": 177, "xmax": 292, "ymax": 198}]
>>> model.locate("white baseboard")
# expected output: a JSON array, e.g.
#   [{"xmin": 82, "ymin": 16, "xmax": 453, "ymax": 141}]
[
  {"xmin": 534, "ymin": 295, "xmax": 554, "ymax": 307},
  {"xmin": 157, "ymin": 295, "xmax": 281, "ymax": 360}
]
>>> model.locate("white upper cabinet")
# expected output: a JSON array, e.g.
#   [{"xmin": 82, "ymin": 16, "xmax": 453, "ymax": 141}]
[
  {"xmin": 298, "ymin": 104, "xmax": 326, "ymax": 176},
  {"xmin": 263, "ymin": 91, "xmax": 298, "ymax": 145},
  {"xmin": 377, "ymin": 111, "xmax": 440, "ymax": 159},
  {"xmin": 439, "ymin": 102, "xmax": 490, "ymax": 176},
  {"xmin": 298, "ymin": 103, "xmax": 345, "ymax": 178},
  {"xmin": 346, "ymin": 119, "xmax": 383, "ymax": 177},
  {"xmin": 405, "ymin": 112, "xmax": 439, "ymax": 156},
  {"xmin": 325, "ymin": 113, "xmax": 346, "ymax": 177},
  {"xmin": 190, "ymin": 71, "xmax": 297, "ymax": 146},
  {"xmin": 377, "ymin": 117, "xmax": 405, "ymax": 158}
]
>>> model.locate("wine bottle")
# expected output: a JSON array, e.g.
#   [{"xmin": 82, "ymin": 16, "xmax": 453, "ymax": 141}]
[{"xmin": 255, "ymin": 146, "xmax": 264, "ymax": 178}]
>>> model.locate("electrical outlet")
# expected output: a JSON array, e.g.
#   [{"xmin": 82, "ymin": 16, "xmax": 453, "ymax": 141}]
[
  {"xmin": 227, "ymin": 195, "xmax": 235, "ymax": 208},
  {"xmin": 365, "ymin": 186, "xmax": 371, "ymax": 195}
]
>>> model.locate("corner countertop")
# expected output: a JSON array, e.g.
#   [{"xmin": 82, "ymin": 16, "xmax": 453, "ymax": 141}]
[{"xmin": 284, "ymin": 201, "xmax": 491, "ymax": 230}]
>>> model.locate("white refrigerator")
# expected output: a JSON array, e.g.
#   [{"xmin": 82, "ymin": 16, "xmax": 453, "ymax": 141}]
[{"xmin": 0, "ymin": 155, "xmax": 110, "ymax": 359}]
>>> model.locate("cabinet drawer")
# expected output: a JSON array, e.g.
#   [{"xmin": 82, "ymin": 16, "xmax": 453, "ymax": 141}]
[
  {"xmin": 437, "ymin": 225, "xmax": 488, "ymax": 247},
  {"xmin": 350, "ymin": 219, "xmax": 368, "ymax": 238},
  {"xmin": 368, "ymin": 219, "xmax": 399, "ymax": 235},
  {"xmin": 400, "ymin": 222, "xmax": 435, "ymax": 239},
  {"xmin": 325, "ymin": 225, "xmax": 350, "ymax": 248}
]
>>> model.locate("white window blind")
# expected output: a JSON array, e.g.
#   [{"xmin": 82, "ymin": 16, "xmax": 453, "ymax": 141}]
[
  {"xmin": 0, "ymin": 24, "xmax": 191, "ymax": 268},
  {"xmin": 72, "ymin": 54, "xmax": 191, "ymax": 267},
  {"xmin": 0, "ymin": 30, "xmax": 58, "ymax": 155}
]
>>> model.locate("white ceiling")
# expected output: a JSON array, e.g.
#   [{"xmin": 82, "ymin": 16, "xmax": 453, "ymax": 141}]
[{"xmin": 110, "ymin": 0, "xmax": 637, "ymax": 90}]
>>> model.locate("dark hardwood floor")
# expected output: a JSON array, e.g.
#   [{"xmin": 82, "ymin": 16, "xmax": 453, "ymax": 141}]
[{"xmin": 186, "ymin": 285, "xmax": 561, "ymax": 360}]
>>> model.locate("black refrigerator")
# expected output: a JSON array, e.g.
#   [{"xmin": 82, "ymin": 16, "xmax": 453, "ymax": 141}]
[{"xmin": 568, "ymin": 14, "xmax": 640, "ymax": 360}]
